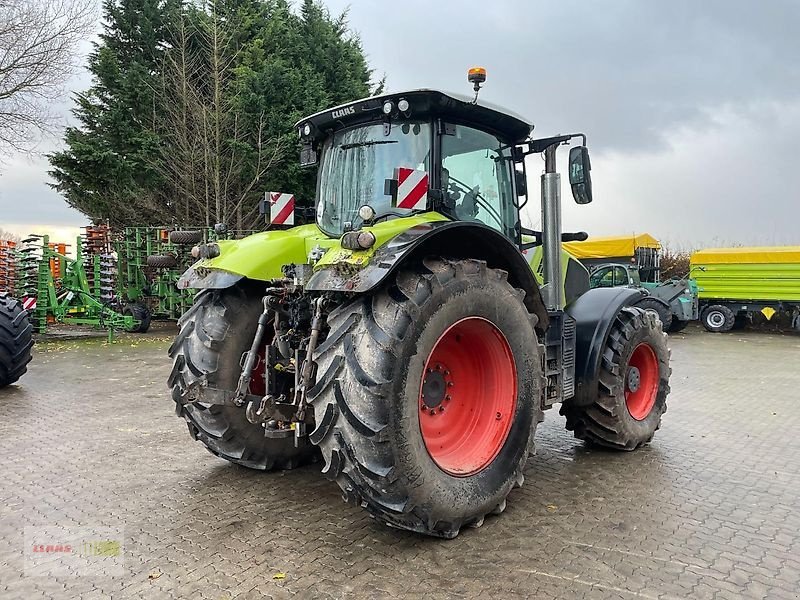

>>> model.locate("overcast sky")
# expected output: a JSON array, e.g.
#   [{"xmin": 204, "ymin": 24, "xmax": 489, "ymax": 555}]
[{"xmin": 2, "ymin": 0, "xmax": 799, "ymax": 247}]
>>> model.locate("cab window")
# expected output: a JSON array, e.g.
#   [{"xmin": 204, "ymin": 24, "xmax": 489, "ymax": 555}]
[
  {"xmin": 590, "ymin": 265, "xmax": 631, "ymax": 288},
  {"xmin": 441, "ymin": 125, "xmax": 516, "ymax": 238}
]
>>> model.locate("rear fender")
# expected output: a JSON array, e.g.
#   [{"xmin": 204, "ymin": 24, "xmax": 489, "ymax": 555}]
[
  {"xmin": 306, "ymin": 221, "xmax": 550, "ymax": 330},
  {"xmin": 565, "ymin": 287, "xmax": 647, "ymax": 407}
]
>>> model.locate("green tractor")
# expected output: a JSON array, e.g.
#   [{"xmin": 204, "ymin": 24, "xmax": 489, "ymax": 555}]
[{"xmin": 169, "ymin": 71, "xmax": 671, "ymax": 538}]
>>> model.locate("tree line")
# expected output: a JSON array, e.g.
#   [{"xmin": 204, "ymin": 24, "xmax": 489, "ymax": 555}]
[{"xmin": 47, "ymin": 0, "xmax": 380, "ymax": 229}]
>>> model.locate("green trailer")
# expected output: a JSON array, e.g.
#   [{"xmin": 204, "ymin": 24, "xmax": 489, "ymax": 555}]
[{"xmin": 690, "ymin": 246, "xmax": 800, "ymax": 332}]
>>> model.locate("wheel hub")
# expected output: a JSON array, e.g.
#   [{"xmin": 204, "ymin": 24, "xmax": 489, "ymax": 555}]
[
  {"xmin": 624, "ymin": 343, "xmax": 659, "ymax": 421},
  {"xmin": 627, "ymin": 366, "xmax": 641, "ymax": 393},
  {"xmin": 708, "ymin": 311, "xmax": 724, "ymax": 327},
  {"xmin": 421, "ymin": 366, "xmax": 449, "ymax": 410}
]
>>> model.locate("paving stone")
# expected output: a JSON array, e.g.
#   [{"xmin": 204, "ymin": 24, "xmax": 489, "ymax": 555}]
[{"xmin": 0, "ymin": 325, "xmax": 798, "ymax": 598}]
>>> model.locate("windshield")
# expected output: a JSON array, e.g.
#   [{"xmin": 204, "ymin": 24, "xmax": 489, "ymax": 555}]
[{"xmin": 316, "ymin": 122, "xmax": 431, "ymax": 235}]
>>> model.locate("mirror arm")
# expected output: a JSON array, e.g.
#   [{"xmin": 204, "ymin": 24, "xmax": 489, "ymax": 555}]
[{"xmin": 522, "ymin": 133, "xmax": 587, "ymax": 156}]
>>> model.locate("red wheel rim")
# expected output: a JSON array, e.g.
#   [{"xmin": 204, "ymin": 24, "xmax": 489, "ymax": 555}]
[
  {"xmin": 625, "ymin": 343, "xmax": 659, "ymax": 420},
  {"xmin": 418, "ymin": 317, "xmax": 517, "ymax": 477}
]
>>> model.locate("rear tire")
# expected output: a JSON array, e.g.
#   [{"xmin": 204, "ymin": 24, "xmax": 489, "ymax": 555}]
[
  {"xmin": 309, "ymin": 258, "xmax": 542, "ymax": 538},
  {"xmin": 561, "ymin": 308, "xmax": 670, "ymax": 450},
  {"xmin": 633, "ymin": 296, "xmax": 673, "ymax": 332},
  {"xmin": 0, "ymin": 293, "xmax": 33, "ymax": 388},
  {"xmin": 168, "ymin": 286, "xmax": 317, "ymax": 470},
  {"xmin": 701, "ymin": 304, "xmax": 735, "ymax": 333},
  {"xmin": 123, "ymin": 303, "xmax": 151, "ymax": 333}
]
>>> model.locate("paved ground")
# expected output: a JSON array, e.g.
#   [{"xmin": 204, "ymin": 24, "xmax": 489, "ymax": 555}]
[{"xmin": 1, "ymin": 323, "xmax": 799, "ymax": 599}]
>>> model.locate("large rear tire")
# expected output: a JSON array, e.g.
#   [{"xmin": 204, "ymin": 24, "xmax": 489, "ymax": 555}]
[
  {"xmin": 561, "ymin": 308, "xmax": 670, "ymax": 450},
  {"xmin": 168, "ymin": 285, "xmax": 317, "ymax": 470},
  {"xmin": 309, "ymin": 258, "xmax": 542, "ymax": 538},
  {"xmin": 0, "ymin": 293, "xmax": 33, "ymax": 388}
]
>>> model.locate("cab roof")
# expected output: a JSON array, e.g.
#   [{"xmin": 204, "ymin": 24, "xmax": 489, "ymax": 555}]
[{"xmin": 297, "ymin": 89, "xmax": 534, "ymax": 143}]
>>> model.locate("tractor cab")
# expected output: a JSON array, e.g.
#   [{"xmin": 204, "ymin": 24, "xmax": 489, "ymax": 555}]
[
  {"xmin": 296, "ymin": 74, "xmax": 595, "ymax": 314},
  {"xmin": 297, "ymin": 87, "xmax": 531, "ymax": 242}
]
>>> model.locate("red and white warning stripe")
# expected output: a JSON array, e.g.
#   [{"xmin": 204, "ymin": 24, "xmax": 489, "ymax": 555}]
[
  {"xmin": 394, "ymin": 168, "xmax": 429, "ymax": 211},
  {"xmin": 267, "ymin": 192, "xmax": 295, "ymax": 225},
  {"xmin": 22, "ymin": 296, "xmax": 36, "ymax": 311}
]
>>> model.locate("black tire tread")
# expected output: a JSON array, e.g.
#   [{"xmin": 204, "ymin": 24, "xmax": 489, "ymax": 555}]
[
  {"xmin": 311, "ymin": 257, "xmax": 540, "ymax": 538},
  {"xmin": 123, "ymin": 303, "xmax": 151, "ymax": 333},
  {"xmin": 0, "ymin": 293, "xmax": 34, "ymax": 388},
  {"xmin": 701, "ymin": 304, "xmax": 736, "ymax": 333},
  {"xmin": 169, "ymin": 230, "xmax": 203, "ymax": 245},
  {"xmin": 633, "ymin": 296, "xmax": 673, "ymax": 332},
  {"xmin": 560, "ymin": 308, "xmax": 671, "ymax": 451},
  {"xmin": 168, "ymin": 287, "xmax": 316, "ymax": 470},
  {"xmin": 147, "ymin": 254, "xmax": 178, "ymax": 268}
]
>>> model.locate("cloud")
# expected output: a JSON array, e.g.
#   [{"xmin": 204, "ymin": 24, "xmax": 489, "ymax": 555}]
[{"xmin": 2, "ymin": 0, "xmax": 799, "ymax": 246}]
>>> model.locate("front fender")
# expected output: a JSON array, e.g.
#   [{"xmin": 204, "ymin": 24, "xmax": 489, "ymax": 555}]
[
  {"xmin": 566, "ymin": 287, "xmax": 647, "ymax": 407},
  {"xmin": 306, "ymin": 220, "xmax": 549, "ymax": 329}
]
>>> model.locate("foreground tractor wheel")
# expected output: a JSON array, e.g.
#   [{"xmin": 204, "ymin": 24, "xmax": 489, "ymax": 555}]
[
  {"xmin": 310, "ymin": 258, "xmax": 542, "ymax": 538},
  {"xmin": 561, "ymin": 308, "xmax": 670, "ymax": 450},
  {"xmin": 0, "ymin": 293, "xmax": 34, "ymax": 388},
  {"xmin": 122, "ymin": 303, "xmax": 152, "ymax": 333},
  {"xmin": 168, "ymin": 286, "xmax": 317, "ymax": 470},
  {"xmin": 701, "ymin": 304, "xmax": 735, "ymax": 333},
  {"xmin": 633, "ymin": 296, "xmax": 673, "ymax": 332},
  {"xmin": 169, "ymin": 230, "xmax": 203, "ymax": 245}
]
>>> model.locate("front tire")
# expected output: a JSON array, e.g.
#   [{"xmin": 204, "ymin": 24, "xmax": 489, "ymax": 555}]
[
  {"xmin": 309, "ymin": 258, "xmax": 542, "ymax": 538},
  {"xmin": 168, "ymin": 285, "xmax": 317, "ymax": 470},
  {"xmin": 561, "ymin": 308, "xmax": 670, "ymax": 450}
]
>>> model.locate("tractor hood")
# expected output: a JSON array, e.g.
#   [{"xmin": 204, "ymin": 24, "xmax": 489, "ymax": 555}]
[{"xmin": 177, "ymin": 214, "xmax": 449, "ymax": 290}]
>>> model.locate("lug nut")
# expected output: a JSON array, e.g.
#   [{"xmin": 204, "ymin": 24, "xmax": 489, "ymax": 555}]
[{"xmin": 429, "ymin": 410, "xmax": 435, "ymax": 416}]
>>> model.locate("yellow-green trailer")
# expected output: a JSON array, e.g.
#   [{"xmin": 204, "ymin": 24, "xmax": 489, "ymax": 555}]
[{"xmin": 690, "ymin": 246, "xmax": 800, "ymax": 332}]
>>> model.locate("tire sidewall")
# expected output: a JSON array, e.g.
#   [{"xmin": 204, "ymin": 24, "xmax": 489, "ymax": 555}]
[{"xmin": 389, "ymin": 274, "xmax": 540, "ymax": 521}]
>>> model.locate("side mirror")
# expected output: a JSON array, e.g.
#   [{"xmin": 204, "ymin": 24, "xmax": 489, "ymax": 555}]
[
  {"xmin": 515, "ymin": 169, "xmax": 527, "ymax": 196},
  {"xmin": 568, "ymin": 146, "xmax": 592, "ymax": 204}
]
